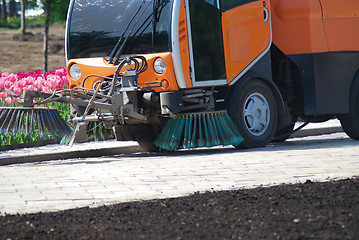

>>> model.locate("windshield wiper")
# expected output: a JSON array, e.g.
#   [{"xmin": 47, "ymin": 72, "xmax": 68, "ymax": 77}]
[
  {"xmin": 152, "ymin": 0, "xmax": 168, "ymax": 48},
  {"xmin": 108, "ymin": 0, "xmax": 153, "ymax": 64}
]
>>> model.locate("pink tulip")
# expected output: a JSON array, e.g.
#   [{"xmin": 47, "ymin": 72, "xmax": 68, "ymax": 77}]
[
  {"xmin": 36, "ymin": 69, "xmax": 43, "ymax": 74},
  {"xmin": 13, "ymin": 97, "xmax": 21, "ymax": 103},
  {"xmin": 55, "ymin": 67, "xmax": 66, "ymax": 77},
  {"xmin": 16, "ymin": 72, "xmax": 27, "ymax": 79},
  {"xmin": 5, "ymin": 97, "xmax": 12, "ymax": 104},
  {"xmin": 25, "ymin": 85, "xmax": 36, "ymax": 91},
  {"xmin": 0, "ymin": 77, "xmax": 4, "ymax": 88},
  {"xmin": 25, "ymin": 76, "xmax": 35, "ymax": 86},
  {"xmin": 0, "ymin": 91, "xmax": 7, "ymax": 100},
  {"xmin": 18, "ymin": 78, "xmax": 26, "ymax": 88},
  {"xmin": 47, "ymin": 74, "xmax": 56, "ymax": 80},
  {"xmin": 13, "ymin": 86, "xmax": 22, "ymax": 95},
  {"xmin": 8, "ymin": 74, "xmax": 17, "ymax": 83},
  {"xmin": 47, "ymin": 75, "xmax": 56, "ymax": 87},
  {"xmin": 1, "ymin": 72, "xmax": 10, "ymax": 78},
  {"xmin": 0, "ymin": 68, "xmax": 69, "ymax": 99},
  {"xmin": 9, "ymin": 85, "xmax": 15, "ymax": 93},
  {"xmin": 4, "ymin": 80, "xmax": 10, "ymax": 88},
  {"xmin": 42, "ymin": 86, "xmax": 51, "ymax": 93},
  {"xmin": 34, "ymin": 79, "xmax": 43, "ymax": 89}
]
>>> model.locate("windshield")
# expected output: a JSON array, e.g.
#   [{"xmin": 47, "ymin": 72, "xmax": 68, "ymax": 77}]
[{"xmin": 66, "ymin": 0, "xmax": 172, "ymax": 60}]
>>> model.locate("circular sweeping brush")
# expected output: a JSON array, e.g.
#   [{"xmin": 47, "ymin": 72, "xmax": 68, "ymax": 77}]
[
  {"xmin": 0, "ymin": 107, "xmax": 72, "ymax": 137},
  {"xmin": 154, "ymin": 111, "xmax": 243, "ymax": 151}
]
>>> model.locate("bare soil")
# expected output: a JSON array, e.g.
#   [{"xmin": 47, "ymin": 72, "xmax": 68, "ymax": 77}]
[
  {"xmin": 0, "ymin": 177, "xmax": 358, "ymax": 240},
  {"xmin": 0, "ymin": 24, "xmax": 66, "ymax": 73}
]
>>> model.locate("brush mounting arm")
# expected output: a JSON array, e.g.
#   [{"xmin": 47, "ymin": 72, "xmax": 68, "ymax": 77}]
[
  {"xmin": 22, "ymin": 88, "xmax": 147, "ymax": 123},
  {"xmin": 21, "ymin": 90, "xmax": 113, "ymax": 111},
  {"xmin": 22, "ymin": 90, "xmax": 53, "ymax": 107}
]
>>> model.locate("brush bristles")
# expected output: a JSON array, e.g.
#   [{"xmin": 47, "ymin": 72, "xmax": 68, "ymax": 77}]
[
  {"xmin": 0, "ymin": 107, "xmax": 72, "ymax": 137},
  {"xmin": 154, "ymin": 111, "xmax": 243, "ymax": 151}
]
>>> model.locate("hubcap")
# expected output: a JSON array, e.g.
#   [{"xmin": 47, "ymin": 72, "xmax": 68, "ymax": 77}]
[{"xmin": 243, "ymin": 92, "xmax": 270, "ymax": 136}]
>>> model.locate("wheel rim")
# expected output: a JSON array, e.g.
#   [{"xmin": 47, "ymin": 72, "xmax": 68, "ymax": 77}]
[{"xmin": 243, "ymin": 92, "xmax": 270, "ymax": 136}]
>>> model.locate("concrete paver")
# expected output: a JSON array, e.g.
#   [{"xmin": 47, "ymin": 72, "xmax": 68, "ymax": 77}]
[{"xmin": 0, "ymin": 121, "xmax": 358, "ymax": 215}]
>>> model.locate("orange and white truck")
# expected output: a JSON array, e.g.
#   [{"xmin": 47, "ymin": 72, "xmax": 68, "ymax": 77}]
[{"xmin": 63, "ymin": 0, "xmax": 359, "ymax": 151}]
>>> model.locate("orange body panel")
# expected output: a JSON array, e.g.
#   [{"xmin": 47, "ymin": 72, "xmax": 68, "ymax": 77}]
[
  {"xmin": 271, "ymin": 0, "xmax": 328, "ymax": 55},
  {"xmin": 178, "ymin": 0, "xmax": 192, "ymax": 88},
  {"xmin": 67, "ymin": 53, "xmax": 179, "ymax": 92},
  {"xmin": 321, "ymin": 0, "xmax": 358, "ymax": 19},
  {"xmin": 320, "ymin": 0, "xmax": 359, "ymax": 52},
  {"xmin": 68, "ymin": 58, "xmax": 116, "ymax": 89},
  {"xmin": 271, "ymin": 0, "xmax": 359, "ymax": 55},
  {"xmin": 222, "ymin": 0, "xmax": 271, "ymax": 84}
]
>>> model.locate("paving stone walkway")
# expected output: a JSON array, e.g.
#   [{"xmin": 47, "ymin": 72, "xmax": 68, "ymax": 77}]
[{"xmin": 1, "ymin": 129, "xmax": 358, "ymax": 216}]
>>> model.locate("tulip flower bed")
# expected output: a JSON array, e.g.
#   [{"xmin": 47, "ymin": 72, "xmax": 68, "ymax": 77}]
[
  {"xmin": 0, "ymin": 68, "xmax": 71, "ymax": 146},
  {"xmin": 0, "ymin": 68, "xmax": 69, "ymax": 104}
]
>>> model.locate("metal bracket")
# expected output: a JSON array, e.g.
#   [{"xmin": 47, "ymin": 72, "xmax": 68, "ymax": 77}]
[
  {"xmin": 111, "ymin": 92, "xmax": 147, "ymax": 122},
  {"xmin": 162, "ymin": 105, "xmax": 175, "ymax": 117},
  {"xmin": 69, "ymin": 122, "xmax": 89, "ymax": 146}
]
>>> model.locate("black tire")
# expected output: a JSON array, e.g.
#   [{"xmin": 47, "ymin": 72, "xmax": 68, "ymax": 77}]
[
  {"xmin": 138, "ymin": 141, "xmax": 160, "ymax": 152},
  {"xmin": 228, "ymin": 79, "xmax": 278, "ymax": 149},
  {"xmin": 339, "ymin": 77, "xmax": 359, "ymax": 140}
]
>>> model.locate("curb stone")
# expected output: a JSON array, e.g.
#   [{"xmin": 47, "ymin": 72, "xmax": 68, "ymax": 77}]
[
  {"xmin": 0, "ymin": 120, "xmax": 343, "ymax": 166},
  {"xmin": 0, "ymin": 145, "xmax": 143, "ymax": 166},
  {"xmin": 0, "ymin": 140, "xmax": 142, "ymax": 166},
  {"xmin": 0, "ymin": 139, "xmax": 60, "ymax": 151}
]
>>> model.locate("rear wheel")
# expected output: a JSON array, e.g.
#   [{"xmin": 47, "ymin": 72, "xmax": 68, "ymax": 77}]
[
  {"xmin": 339, "ymin": 76, "xmax": 359, "ymax": 140},
  {"xmin": 229, "ymin": 79, "xmax": 278, "ymax": 149}
]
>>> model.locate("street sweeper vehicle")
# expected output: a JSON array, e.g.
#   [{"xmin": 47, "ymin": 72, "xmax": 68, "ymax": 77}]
[{"xmin": 1, "ymin": 0, "xmax": 359, "ymax": 152}]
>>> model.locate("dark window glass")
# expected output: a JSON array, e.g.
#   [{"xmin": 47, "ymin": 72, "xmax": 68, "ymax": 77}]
[
  {"xmin": 189, "ymin": 0, "xmax": 226, "ymax": 81},
  {"xmin": 67, "ymin": 0, "xmax": 172, "ymax": 60},
  {"xmin": 222, "ymin": 0, "xmax": 257, "ymax": 11}
]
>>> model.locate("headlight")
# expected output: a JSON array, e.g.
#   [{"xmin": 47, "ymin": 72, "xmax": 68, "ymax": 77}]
[
  {"xmin": 69, "ymin": 63, "xmax": 81, "ymax": 80},
  {"xmin": 153, "ymin": 57, "xmax": 166, "ymax": 74}
]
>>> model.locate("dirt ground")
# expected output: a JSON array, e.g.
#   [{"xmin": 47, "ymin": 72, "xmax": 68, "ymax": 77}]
[
  {"xmin": 0, "ymin": 177, "xmax": 358, "ymax": 240},
  {"xmin": 0, "ymin": 24, "xmax": 66, "ymax": 73}
]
